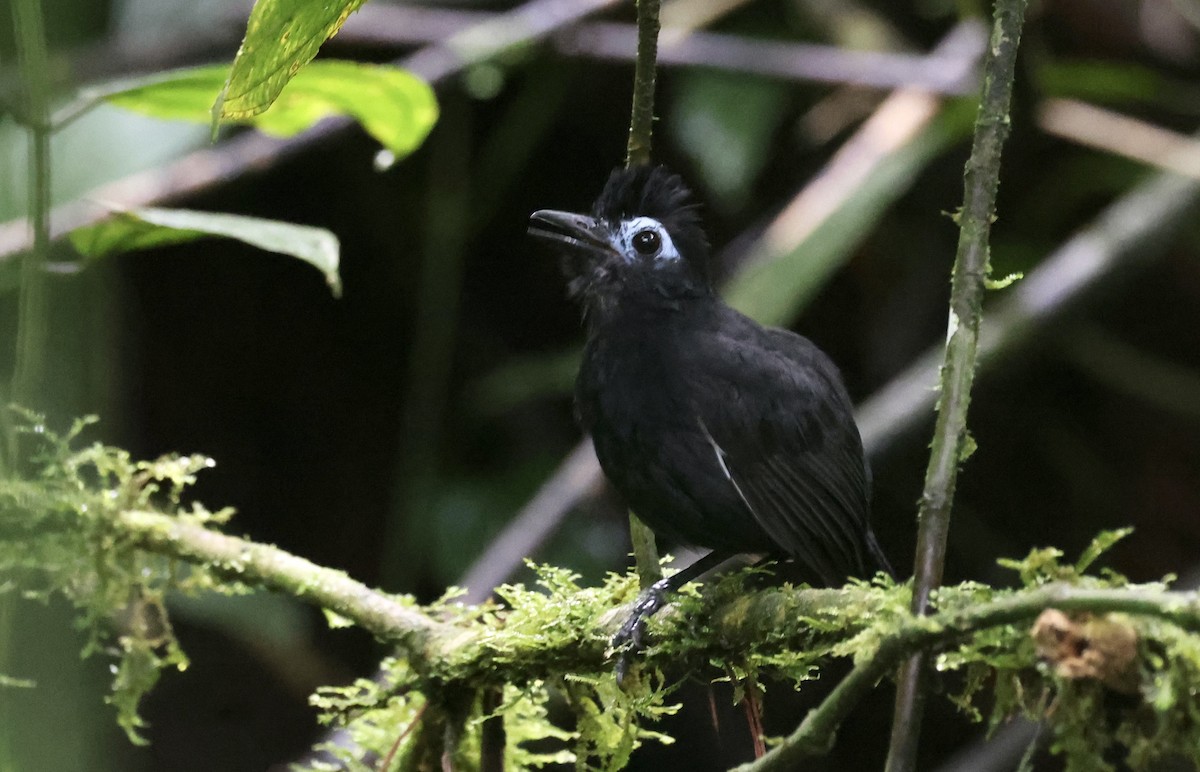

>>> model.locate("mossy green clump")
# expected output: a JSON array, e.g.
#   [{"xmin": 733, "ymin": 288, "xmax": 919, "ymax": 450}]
[
  {"xmin": 0, "ymin": 408, "xmax": 241, "ymax": 742},
  {"xmin": 936, "ymin": 530, "xmax": 1200, "ymax": 772}
]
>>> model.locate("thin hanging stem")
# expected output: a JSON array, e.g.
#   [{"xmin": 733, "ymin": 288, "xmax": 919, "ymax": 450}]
[
  {"xmin": 10, "ymin": 0, "xmax": 52, "ymax": 410},
  {"xmin": 883, "ymin": 2, "xmax": 1030, "ymax": 771},
  {"xmin": 4, "ymin": 0, "xmax": 54, "ymax": 761},
  {"xmin": 625, "ymin": 0, "xmax": 661, "ymax": 168},
  {"xmin": 623, "ymin": 0, "xmax": 665, "ymax": 587}
]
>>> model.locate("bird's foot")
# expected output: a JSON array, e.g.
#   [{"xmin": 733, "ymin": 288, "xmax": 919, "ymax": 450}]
[{"xmin": 612, "ymin": 580, "xmax": 670, "ymax": 685}]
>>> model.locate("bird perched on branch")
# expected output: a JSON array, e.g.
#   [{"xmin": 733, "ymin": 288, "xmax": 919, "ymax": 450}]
[{"xmin": 529, "ymin": 165, "xmax": 893, "ymax": 660}]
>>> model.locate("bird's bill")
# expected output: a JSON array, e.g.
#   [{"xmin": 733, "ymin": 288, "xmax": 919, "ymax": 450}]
[{"xmin": 528, "ymin": 210, "xmax": 616, "ymax": 259}]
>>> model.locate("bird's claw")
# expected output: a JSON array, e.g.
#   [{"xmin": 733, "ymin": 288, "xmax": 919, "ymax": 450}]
[{"xmin": 612, "ymin": 583, "xmax": 668, "ymax": 686}]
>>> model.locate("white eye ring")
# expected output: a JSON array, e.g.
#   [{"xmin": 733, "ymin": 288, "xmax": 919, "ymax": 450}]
[{"xmin": 619, "ymin": 217, "xmax": 680, "ymax": 263}]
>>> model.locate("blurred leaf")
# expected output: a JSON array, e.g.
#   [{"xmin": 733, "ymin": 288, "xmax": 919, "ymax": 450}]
[
  {"xmin": 429, "ymin": 458, "xmax": 563, "ymax": 586},
  {"xmin": 69, "ymin": 207, "xmax": 342, "ymax": 296},
  {"xmin": 668, "ymin": 72, "xmax": 789, "ymax": 211},
  {"xmin": 169, "ymin": 591, "xmax": 312, "ymax": 650},
  {"xmin": 214, "ymin": 0, "xmax": 369, "ymax": 125},
  {"xmin": 0, "ymin": 257, "xmax": 20, "ymax": 294},
  {"xmin": 726, "ymin": 100, "xmax": 975, "ymax": 327},
  {"xmin": 472, "ymin": 346, "xmax": 581, "ymax": 415},
  {"xmin": 1037, "ymin": 60, "xmax": 1200, "ymax": 110},
  {"xmin": 95, "ymin": 61, "xmax": 438, "ymax": 157}
]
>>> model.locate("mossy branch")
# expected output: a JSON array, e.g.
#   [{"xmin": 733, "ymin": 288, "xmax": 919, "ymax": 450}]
[
  {"xmin": 26, "ymin": 501, "xmax": 1200, "ymax": 686},
  {"xmin": 116, "ymin": 509, "xmax": 445, "ymax": 650},
  {"xmin": 887, "ymin": 2, "xmax": 1030, "ymax": 769},
  {"xmin": 8, "ymin": 421, "xmax": 1200, "ymax": 768}
]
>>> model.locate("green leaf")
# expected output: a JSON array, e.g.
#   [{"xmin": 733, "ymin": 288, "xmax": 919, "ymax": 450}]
[
  {"xmin": 69, "ymin": 207, "xmax": 342, "ymax": 296},
  {"xmin": 668, "ymin": 72, "xmax": 789, "ymax": 211},
  {"xmin": 96, "ymin": 61, "xmax": 437, "ymax": 158},
  {"xmin": 215, "ymin": 0, "xmax": 369, "ymax": 126}
]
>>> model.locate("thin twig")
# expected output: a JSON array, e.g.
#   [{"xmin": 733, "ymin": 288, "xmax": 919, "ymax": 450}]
[
  {"xmin": 557, "ymin": 22, "xmax": 978, "ymax": 94},
  {"xmin": 378, "ymin": 701, "xmax": 427, "ymax": 772},
  {"xmin": 884, "ymin": 3, "xmax": 1030, "ymax": 771},
  {"xmin": 2, "ymin": 3, "xmax": 52, "ymax": 756}
]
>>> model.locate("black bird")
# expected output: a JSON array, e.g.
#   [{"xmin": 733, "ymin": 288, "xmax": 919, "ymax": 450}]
[{"xmin": 529, "ymin": 165, "xmax": 892, "ymax": 654}]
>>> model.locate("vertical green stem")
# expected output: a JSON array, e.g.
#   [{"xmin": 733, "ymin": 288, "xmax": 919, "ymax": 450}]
[
  {"xmin": 883, "ymin": 3, "xmax": 1029, "ymax": 771},
  {"xmin": 628, "ymin": 513, "xmax": 662, "ymax": 588},
  {"xmin": 4, "ymin": 2, "xmax": 53, "ymax": 767},
  {"xmin": 625, "ymin": 0, "xmax": 661, "ymax": 169},
  {"xmin": 11, "ymin": 0, "xmax": 52, "ymax": 409},
  {"xmin": 3, "ymin": 3, "xmax": 52, "ymax": 768},
  {"xmin": 624, "ymin": 0, "xmax": 664, "ymax": 587}
]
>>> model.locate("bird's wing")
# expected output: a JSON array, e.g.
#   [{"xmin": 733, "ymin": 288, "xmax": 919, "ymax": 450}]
[{"xmin": 692, "ymin": 327, "xmax": 871, "ymax": 584}]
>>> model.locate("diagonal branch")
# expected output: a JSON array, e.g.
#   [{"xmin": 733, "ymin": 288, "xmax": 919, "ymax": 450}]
[
  {"xmin": 51, "ymin": 505, "xmax": 1200, "ymax": 697},
  {"xmin": 119, "ymin": 509, "xmax": 444, "ymax": 648}
]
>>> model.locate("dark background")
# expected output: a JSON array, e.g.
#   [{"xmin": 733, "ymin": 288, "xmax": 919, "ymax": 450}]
[{"xmin": 3, "ymin": 0, "xmax": 1200, "ymax": 769}]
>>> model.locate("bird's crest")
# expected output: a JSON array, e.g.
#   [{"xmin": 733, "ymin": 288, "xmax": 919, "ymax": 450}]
[{"xmin": 592, "ymin": 166, "xmax": 710, "ymax": 275}]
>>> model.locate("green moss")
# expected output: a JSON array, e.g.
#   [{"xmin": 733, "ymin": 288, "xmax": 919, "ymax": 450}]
[
  {"xmin": 6, "ymin": 413, "xmax": 1200, "ymax": 770},
  {"xmin": 0, "ymin": 408, "xmax": 242, "ymax": 741}
]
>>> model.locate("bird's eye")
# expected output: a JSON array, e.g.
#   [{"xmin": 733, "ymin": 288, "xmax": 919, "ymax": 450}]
[{"xmin": 632, "ymin": 229, "xmax": 661, "ymax": 256}]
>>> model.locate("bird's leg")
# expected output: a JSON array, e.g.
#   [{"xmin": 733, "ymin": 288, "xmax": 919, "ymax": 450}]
[{"xmin": 613, "ymin": 551, "xmax": 730, "ymax": 683}]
